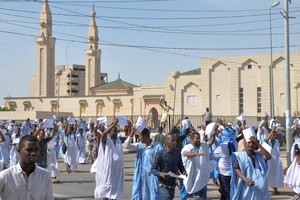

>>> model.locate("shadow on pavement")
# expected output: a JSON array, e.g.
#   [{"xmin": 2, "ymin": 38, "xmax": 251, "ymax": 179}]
[{"xmin": 55, "ymin": 196, "xmax": 94, "ymax": 200}]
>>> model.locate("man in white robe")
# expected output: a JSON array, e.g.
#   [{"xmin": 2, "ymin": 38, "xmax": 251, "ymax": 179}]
[
  {"xmin": 284, "ymin": 129, "xmax": 300, "ymax": 198},
  {"xmin": 76, "ymin": 128, "xmax": 86, "ymax": 164},
  {"xmin": 265, "ymin": 126, "xmax": 284, "ymax": 195},
  {"xmin": 94, "ymin": 119, "xmax": 124, "ymax": 200},
  {"xmin": 10, "ymin": 126, "xmax": 22, "ymax": 167},
  {"xmin": 257, "ymin": 113, "xmax": 271, "ymax": 144},
  {"xmin": 0, "ymin": 130, "xmax": 6, "ymax": 171},
  {"xmin": 47, "ymin": 136, "xmax": 60, "ymax": 183},
  {"xmin": 180, "ymin": 131, "xmax": 211, "ymax": 200}
]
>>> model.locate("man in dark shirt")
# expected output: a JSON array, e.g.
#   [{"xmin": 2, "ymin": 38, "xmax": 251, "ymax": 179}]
[
  {"xmin": 151, "ymin": 133, "xmax": 186, "ymax": 200},
  {"xmin": 34, "ymin": 125, "xmax": 57, "ymax": 169}
]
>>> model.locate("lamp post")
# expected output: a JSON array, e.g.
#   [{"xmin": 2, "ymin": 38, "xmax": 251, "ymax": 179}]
[
  {"xmin": 283, "ymin": 0, "xmax": 292, "ymax": 167},
  {"xmin": 269, "ymin": 1, "xmax": 280, "ymax": 118},
  {"xmin": 294, "ymin": 83, "xmax": 299, "ymax": 117},
  {"xmin": 56, "ymin": 70, "xmax": 63, "ymax": 118},
  {"xmin": 171, "ymin": 70, "xmax": 180, "ymax": 126}
]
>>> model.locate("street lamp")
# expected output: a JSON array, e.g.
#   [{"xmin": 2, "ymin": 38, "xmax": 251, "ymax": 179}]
[
  {"xmin": 294, "ymin": 83, "xmax": 299, "ymax": 117},
  {"xmin": 283, "ymin": 0, "xmax": 292, "ymax": 167},
  {"xmin": 56, "ymin": 70, "xmax": 63, "ymax": 118},
  {"xmin": 269, "ymin": 1, "xmax": 280, "ymax": 118},
  {"xmin": 171, "ymin": 70, "xmax": 180, "ymax": 126}
]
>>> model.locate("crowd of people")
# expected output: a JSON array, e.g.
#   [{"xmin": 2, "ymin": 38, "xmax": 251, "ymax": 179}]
[
  {"xmin": 0, "ymin": 111, "xmax": 299, "ymax": 200},
  {"xmin": 90, "ymin": 111, "xmax": 300, "ymax": 200}
]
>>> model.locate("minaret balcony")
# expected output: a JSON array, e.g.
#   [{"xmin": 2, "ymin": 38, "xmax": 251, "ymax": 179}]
[
  {"xmin": 86, "ymin": 49, "xmax": 94, "ymax": 56},
  {"xmin": 35, "ymin": 37, "xmax": 46, "ymax": 45}
]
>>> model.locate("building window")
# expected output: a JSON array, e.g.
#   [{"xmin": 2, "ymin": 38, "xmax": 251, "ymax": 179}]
[
  {"xmin": 280, "ymin": 93, "xmax": 285, "ymax": 98},
  {"xmin": 187, "ymin": 95, "xmax": 197, "ymax": 106},
  {"xmin": 239, "ymin": 88, "xmax": 243, "ymax": 114},
  {"xmin": 257, "ymin": 87, "xmax": 261, "ymax": 113},
  {"xmin": 247, "ymin": 64, "xmax": 252, "ymax": 69},
  {"xmin": 216, "ymin": 95, "xmax": 221, "ymax": 100}
]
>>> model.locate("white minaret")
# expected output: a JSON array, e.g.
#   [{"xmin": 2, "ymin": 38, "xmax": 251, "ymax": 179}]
[
  {"xmin": 34, "ymin": 0, "xmax": 56, "ymax": 97},
  {"xmin": 85, "ymin": 5, "xmax": 101, "ymax": 96}
]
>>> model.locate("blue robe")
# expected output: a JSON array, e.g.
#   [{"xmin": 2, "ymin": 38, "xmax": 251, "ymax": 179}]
[
  {"xmin": 230, "ymin": 151, "xmax": 269, "ymax": 200},
  {"xmin": 209, "ymin": 137, "xmax": 220, "ymax": 182},
  {"xmin": 131, "ymin": 142, "xmax": 163, "ymax": 200}
]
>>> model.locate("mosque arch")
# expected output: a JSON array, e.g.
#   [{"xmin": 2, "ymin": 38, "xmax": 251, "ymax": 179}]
[{"xmin": 147, "ymin": 107, "xmax": 159, "ymax": 131}]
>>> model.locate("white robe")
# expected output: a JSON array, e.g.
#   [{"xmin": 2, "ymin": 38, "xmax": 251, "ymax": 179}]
[
  {"xmin": 284, "ymin": 157, "xmax": 300, "ymax": 194},
  {"xmin": 47, "ymin": 137, "xmax": 60, "ymax": 178},
  {"xmin": 181, "ymin": 143, "xmax": 211, "ymax": 194},
  {"xmin": 1, "ymin": 129, "xmax": 10, "ymax": 166},
  {"xmin": 10, "ymin": 134, "xmax": 21, "ymax": 167},
  {"xmin": 63, "ymin": 134, "xmax": 77, "ymax": 171},
  {"xmin": 94, "ymin": 137, "xmax": 124, "ymax": 200},
  {"xmin": 76, "ymin": 133, "xmax": 86, "ymax": 164},
  {"xmin": 266, "ymin": 139, "xmax": 284, "ymax": 188},
  {"xmin": 257, "ymin": 120, "xmax": 270, "ymax": 144},
  {"xmin": 285, "ymin": 142, "xmax": 300, "ymax": 194},
  {"xmin": 0, "ymin": 143, "xmax": 5, "ymax": 171}
]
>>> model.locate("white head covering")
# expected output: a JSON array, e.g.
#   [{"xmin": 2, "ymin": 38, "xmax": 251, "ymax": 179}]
[
  {"xmin": 264, "ymin": 112, "xmax": 269, "ymax": 117},
  {"xmin": 0, "ymin": 120, "xmax": 4, "ymax": 126},
  {"xmin": 243, "ymin": 126, "xmax": 256, "ymax": 142},
  {"xmin": 236, "ymin": 114, "xmax": 246, "ymax": 123},
  {"xmin": 293, "ymin": 118, "xmax": 300, "ymax": 126},
  {"xmin": 205, "ymin": 122, "xmax": 216, "ymax": 139},
  {"xmin": 263, "ymin": 112, "xmax": 271, "ymax": 120}
]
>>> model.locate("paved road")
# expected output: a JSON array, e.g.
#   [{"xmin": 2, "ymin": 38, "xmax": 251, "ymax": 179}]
[{"xmin": 53, "ymin": 152, "xmax": 296, "ymax": 200}]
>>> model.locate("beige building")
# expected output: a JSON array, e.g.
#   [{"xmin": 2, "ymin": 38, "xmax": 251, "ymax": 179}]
[{"xmin": 2, "ymin": 0, "xmax": 300, "ymax": 129}]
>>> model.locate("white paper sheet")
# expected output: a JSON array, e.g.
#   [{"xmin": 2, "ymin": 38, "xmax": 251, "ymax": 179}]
[
  {"xmin": 167, "ymin": 171, "xmax": 187, "ymax": 179},
  {"xmin": 117, "ymin": 116, "xmax": 128, "ymax": 126},
  {"xmin": 97, "ymin": 116, "xmax": 107, "ymax": 125},
  {"xmin": 261, "ymin": 142, "xmax": 272, "ymax": 154},
  {"xmin": 68, "ymin": 117, "xmax": 76, "ymax": 125},
  {"xmin": 135, "ymin": 116, "xmax": 146, "ymax": 135},
  {"xmin": 43, "ymin": 119, "xmax": 54, "ymax": 128}
]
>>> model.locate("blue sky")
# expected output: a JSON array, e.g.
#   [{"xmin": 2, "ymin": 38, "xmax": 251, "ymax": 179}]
[{"xmin": 0, "ymin": 0, "xmax": 300, "ymax": 105}]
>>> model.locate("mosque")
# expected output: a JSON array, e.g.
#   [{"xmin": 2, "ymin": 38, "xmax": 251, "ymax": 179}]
[{"xmin": 2, "ymin": 0, "xmax": 300, "ymax": 129}]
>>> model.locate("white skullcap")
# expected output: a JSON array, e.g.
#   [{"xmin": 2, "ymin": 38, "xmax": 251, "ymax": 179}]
[
  {"xmin": 243, "ymin": 126, "xmax": 256, "ymax": 143},
  {"xmin": 0, "ymin": 120, "xmax": 4, "ymax": 126}
]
